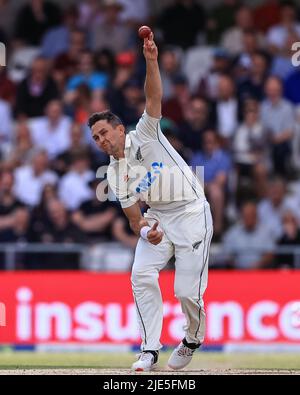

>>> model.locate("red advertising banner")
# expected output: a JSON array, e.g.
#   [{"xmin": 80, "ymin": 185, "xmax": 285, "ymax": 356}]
[{"xmin": 0, "ymin": 271, "xmax": 300, "ymax": 346}]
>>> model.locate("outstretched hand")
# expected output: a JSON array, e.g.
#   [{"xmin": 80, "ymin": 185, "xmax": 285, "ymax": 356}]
[
  {"xmin": 143, "ymin": 32, "xmax": 158, "ymax": 61},
  {"xmin": 147, "ymin": 221, "xmax": 163, "ymax": 245}
]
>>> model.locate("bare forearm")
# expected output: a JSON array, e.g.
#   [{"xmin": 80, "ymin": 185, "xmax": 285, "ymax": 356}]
[{"xmin": 145, "ymin": 59, "xmax": 162, "ymax": 102}]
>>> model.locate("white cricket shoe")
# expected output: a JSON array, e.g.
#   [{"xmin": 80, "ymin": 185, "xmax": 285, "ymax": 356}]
[
  {"xmin": 168, "ymin": 341, "xmax": 199, "ymax": 370},
  {"xmin": 131, "ymin": 351, "xmax": 159, "ymax": 372}
]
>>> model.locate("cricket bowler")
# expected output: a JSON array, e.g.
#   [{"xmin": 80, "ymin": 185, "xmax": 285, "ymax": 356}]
[{"xmin": 88, "ymin": 31, "xmax": 213, "ymax": 371}]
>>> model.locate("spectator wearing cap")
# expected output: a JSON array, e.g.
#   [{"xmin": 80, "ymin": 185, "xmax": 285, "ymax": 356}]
[
  {"xmin": 14, "ymin": 150, "xmax": 58, "ymax": 207},
  {"xmin": 177, "ymin": 96, "xmax": 212, "ymax": 153},
  {"xmin": 15, "ymin": 57, "xmax": 60, "ymax": 119},
  {"xmin": 261, "ymin": 76, "xmax": 295, "ymax": 176},
  {"xmin": 190, "ymin": 130, "xmax": 231, "ymax": 237},
  {"xmin": 58, "ymin": 152, "xmax": 94, "ymax": 211},
  {"xmin": 162, "ymin": 74, "xmax": 191, "ymax": 125},
  {"xmin": 266, "ymin": 1, "xmax": 300, "ymax": 54},
  {"xmin": 222, "ymin": 201, "xmax": 275, "ymax": 269},
  {"xmin": 90, "ymin": 0, "xmax": 133, "ymax": 54},
  {"xmin": 29, "ymin": 100, "xmax": 72, "ymax": 160}
]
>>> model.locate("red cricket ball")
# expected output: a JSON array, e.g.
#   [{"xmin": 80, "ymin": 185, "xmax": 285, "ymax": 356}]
[{"xmin": 138, "ymin": 25, "xmax": 152, "ymax": 39}]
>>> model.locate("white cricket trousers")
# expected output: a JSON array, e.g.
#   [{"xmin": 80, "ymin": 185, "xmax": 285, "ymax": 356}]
[{"xmin": 131, "ymin": 200, "xmax": 213, "ymax": 351}]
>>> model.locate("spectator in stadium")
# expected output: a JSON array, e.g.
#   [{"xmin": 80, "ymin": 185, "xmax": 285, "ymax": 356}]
[
  {"xmin": 0, "ymin": 98, "xmax": 13, "ymax": 153},
  {"xmin": 275, "ymin": 210, "xmax": 300, "ymax": 268},
  {"xmin": 221, "ymin": 6, "xmax": 264, "ymax": 56},
  {"xmin": 258, "ymin": 177, "xmax": 299, "ymax": 241},
  {"xmin": 253, "ymin": 0, "xmax": 281, "ymax": 33},
  {"xmin": 162, "ymin": 75, "xmax": 191, "ymax": 125},
  {"xmin": 77, "ymin": 0, "xmax": 103, "ymax": 32},
  {"xmin": 213, "ymin": 74, "xmax": 240, "ymax": 142},
  {"xmin": 40, "ymin": 6, "xmax": 79, "ymax": 59},
  {"xmin": 0, "ymin": 206, "xmax": 32, "ymax": 270},
  {"xmin": 64, "ymin": 50, "xmax": 108, "ymax": 106},
  {"xmin": 270, "ymin": 31, "xmax": 299, "ymax": 80},
  {"xmin": 58, "ymin": 151, "xmax": 94, "ymax": 211},
  {"xmin": 157, "ymin": 0, "xmax": 205, "ymax": 49},
  {"xmin": 111, "ymin": 213, "xmax": 139, "ymax": 249},
  {"xmin": 29, "ymin": 183, "xmax": 58, "ymax": 242},
  {"xmin": 198, "ymin": 49, "xmax": 231, "ymax": 101},
  {"xmin": 266, "ymin": 0, "xmax": 300, "ymax": 54},
  {"xmin": 261, "ymin": 76, "xmax": 295, "ymax": 176},
  {"xmin": 233, "ymin": 99, "xmax": 268, "ymax": 198},
  {"xmin": 72, "ymin": 180, "xmax": 117, "ymax": 244},
  {"xmin": 3, "ymin": 122, "xmax": 34, "ymax": 167},
  {"xmin": 292, "ymin": 105, "xmax": 300, "ymax": 171},
  {"xmin": 108, "ymin": 77, "xmax": 144, "ymax": 127},
  {"xmin": 28, "ymin": 100, "xmax": 72, "ymax": 160},
  {"xmin": 159, "ymin": 46, "xmax": 183, "ymax": 101},
  {"xmin": 53, "ymin": 29, "xmax": 88, "ymax": 85},
  {"xmin": 177, "ymin": 96, "xmax": 212, "ymax": 153},
  {"xmin": 54, "ymin": 122, "xmax": 106, "ymax": 176},
  {"xmin": 33, "ymin": 199, "xmax": 85, "ymax": 270},
  {"xmin": 118, "ymin": 0, "xmax": 150, "ymax": 26},
  {"xmin": 14, "ymin": 150, "xmax": 58, "ymax": 207},
  {"xmin": 206, "ymin": 0, "xmax": 240, "ymax": 44},
  {"xmin": 0, "ymin": 170, "xmax": 24, "ymax": 234},
  {"xmin": 233, "ymin": 30, "xmax": 262, "ymax": 82},
  {"xmin": 237, "ymin": 51, "xmax": 270, "ymax": 102},
  {"xmin": 190, "ymin": 130, "xmax": 231, "ymax": 238},
  {"xmin": 222, "ymin": 201, "xmax": 275, "ymax": 269},
  {"xmin": 90, "ymin": 0, "xmax": 132, "ymax": 54},
  {"xmin": 15, "ymin": 57, "xmax": 59, "ymax": 119},
  {"xmin": 14, "ymin": 0, "xmax": 61, "ymax": 46},
  {"xmin": 284, "ymin": 66, "xmax": 300, "ymax": 105},
  {"xmin": 0, "ymin": 66, "xmax": 16, "ymax": 104},
  {"xmin": 29, "ymin": 100, "xmax": 72, "ymax": 160}
]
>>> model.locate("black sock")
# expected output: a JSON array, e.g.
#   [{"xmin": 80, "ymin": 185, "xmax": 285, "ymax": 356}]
[{"xmin": 182, "ymin": 338, "xmax": 201, "ymax": 350}]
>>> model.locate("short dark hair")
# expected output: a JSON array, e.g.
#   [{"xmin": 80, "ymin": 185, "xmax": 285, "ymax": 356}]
[{"xmin": 88, "ymin": 110, "xmax": 123, "ymax": 129}]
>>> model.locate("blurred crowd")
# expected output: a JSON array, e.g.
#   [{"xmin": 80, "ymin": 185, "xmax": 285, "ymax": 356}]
[{"xmin": 0, "ymin": 0, "xmax": 300, "ymax": 270}]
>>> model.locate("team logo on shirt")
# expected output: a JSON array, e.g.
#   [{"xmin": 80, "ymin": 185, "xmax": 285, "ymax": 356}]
[{"xmin": 135, "ymin": 147, "xmax": 144, "ymax": 163}]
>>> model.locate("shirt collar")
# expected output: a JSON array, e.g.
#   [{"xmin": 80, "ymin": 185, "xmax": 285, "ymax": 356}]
[{"xmin": 110, "ymin": 134, "xmax": 131, "ymax": 163}]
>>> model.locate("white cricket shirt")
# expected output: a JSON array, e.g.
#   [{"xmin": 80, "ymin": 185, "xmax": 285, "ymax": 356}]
[{"xmin": 107, "ymin": 111, "xmax": 205, "ymax": 210}]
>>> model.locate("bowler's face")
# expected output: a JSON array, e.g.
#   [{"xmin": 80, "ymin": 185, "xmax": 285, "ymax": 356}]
[{"xmin": 91, "ymin": 120, "xmax": 122, "ymax": 156}]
